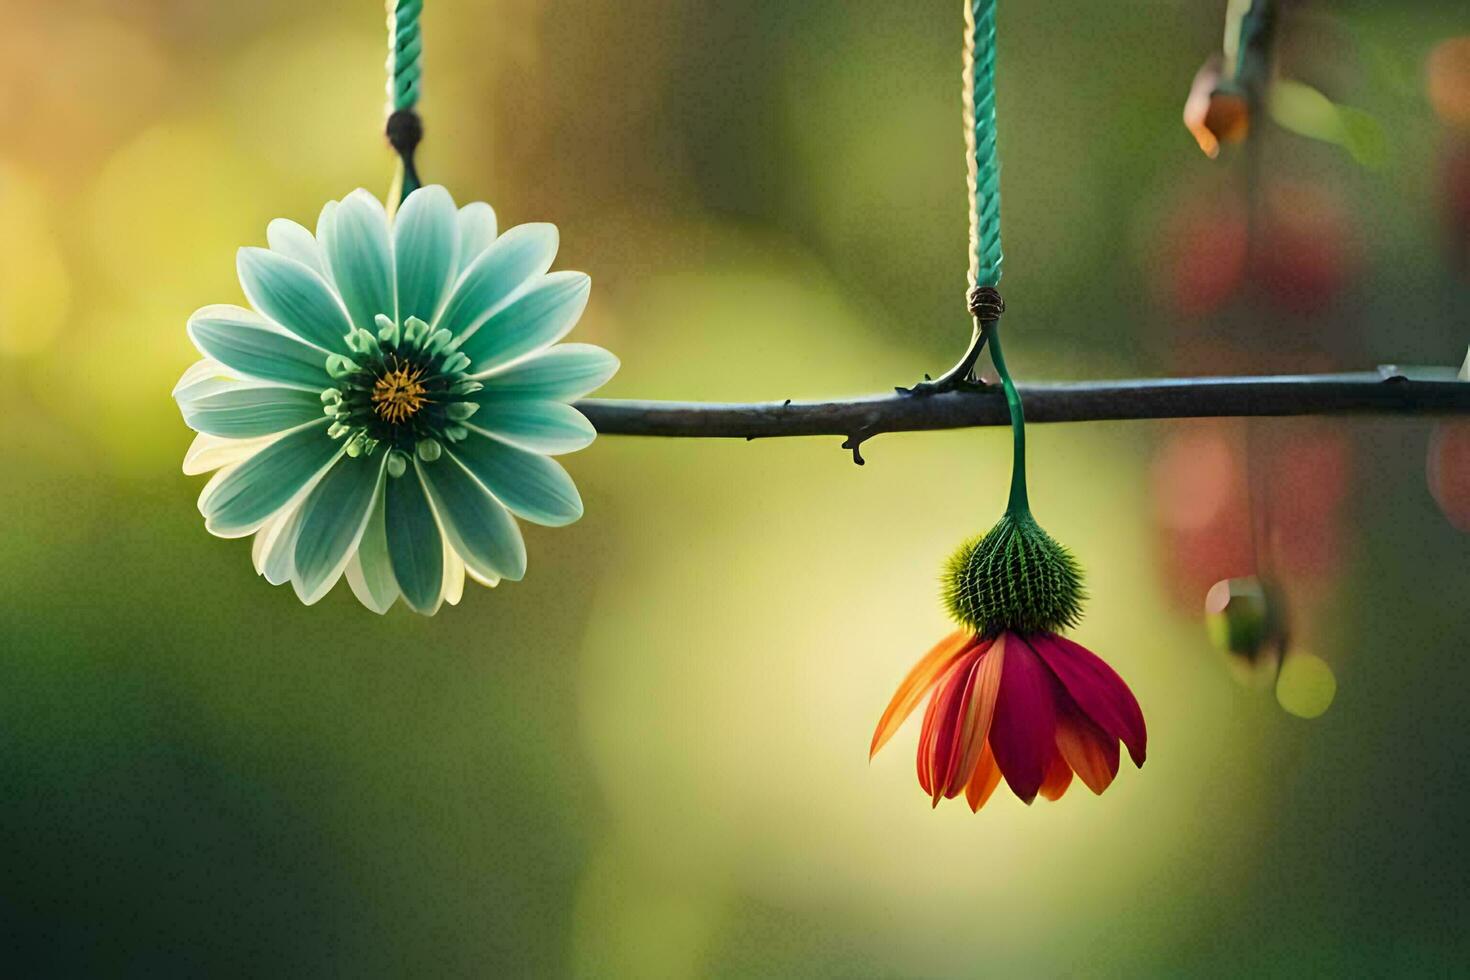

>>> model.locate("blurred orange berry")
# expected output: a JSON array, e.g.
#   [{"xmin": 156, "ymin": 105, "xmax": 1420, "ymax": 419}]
[
  {"xmin": 1152, "ymin": 421, "xmax": 1351, "ymax": 612},
  {"xmin": 1427, "ymin": 36, "xmax": 1470, "ymax": 129},
  {"xmin": 1441, "ymin": 140, "xmax": 1470, "ymax": 277},
  {"xmin": 1153, "ymin": 191, "xmax": 1250, "ymax": 317},
  {"xmin": 1428, "ymin": 421, "xmax": 1470, "ymax": 532},
  {"xmin": 1253, "ymin": 181, "xmax": 1358, "ymax": 317}
]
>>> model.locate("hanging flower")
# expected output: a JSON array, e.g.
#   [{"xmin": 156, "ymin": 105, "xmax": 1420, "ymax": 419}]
[
  {"xmin": 872, "ymin": 1, "xmax": 1145, "ymax": 811},
  {"xmin": 872, "ymin": 312, "xmax": 1146, "ymax": 811},
  {"xmin": 173, "ymin": 186, "xmax": 617, "ymax": 614},
  {"xmin": 871, "ymin": 629, "xmax": 1146, "ymax": 810}
]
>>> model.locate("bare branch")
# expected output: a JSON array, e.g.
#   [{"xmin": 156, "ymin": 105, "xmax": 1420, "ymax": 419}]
[{"xmin": 576, "ymin": 370, "xmax": 1470, "ymax": 453}]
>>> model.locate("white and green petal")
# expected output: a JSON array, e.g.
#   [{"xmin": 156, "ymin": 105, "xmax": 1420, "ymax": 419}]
[
  {"xmin": 178, "ymin": 384, "xmax": 326, "ymax": 439},
  {"xmin": 394, "ymin": 184, "xmax": 460, "ymax": 324},
  {"xmin": 435, "ymin": 222, "xmax": 558, "ymax": 341},
  {"xmin": 315, "ymin": 200, "xmax": 340, "ymax": 280},
  {"xmin": 346, "ymin": 490, "xmax": 400, "ymax": 614},
  {"xmin": 175, "ymin": 185, "xmax": 615, "ymax": 615},
  {"xmin": 456, "ymin": 202, "xmax": 498, "ymax": 272},
  {"xmin": 476, "ymin": 344, "xmax": 620, "ymax": 402},
  {"xmin": 419, "ymin": 454, "xmax": 527, "ymax": 582},
  {"xmin": 445, "ymin": 547, "xmax": 475, "ymax": 602},
  {"xmin": 252, "ymin": 504, "xmax": 301, "ymax": 584},
  {"xmin": 187, "ymin": 305, "xmax": 332, "ymax": 390},
  {"xmin": 384, "ymin": 465, "xmax": 445, "ymax": 614},
  {"xmin": 451, "ymin": 429, "xmax": 583, "ymax": 527},
  {"xmin": 458, "ymin": 270, "xmax": 591, "ymax": 375},
  {"xmin": 199, "ymin": 420, "xmax": 342, "ymax": 537},
  {"xmin": 324, "ymin": 189, "xmax": 395, "ymax": 334},
  {"xmin": 469, "ymin": 400, "xmax": 596, "ymax": 455},
  {"xmin": 237, "ymin": 248, "xmax": 354, "ymax": 353},
  {"xmin": 182, "ymin": 431, "xmax": 279, "ymax": 476},
  {"xmin": 291, "ymin": 453, "xmax": 389, "ymax": 604},
  {"xmin": 266, "ymin": 218, "xmax": 326, "ymax": 276}
]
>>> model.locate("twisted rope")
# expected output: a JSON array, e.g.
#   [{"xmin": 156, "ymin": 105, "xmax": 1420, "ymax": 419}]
[
  {"xmin": 960, "ymin": 1, "xmax": 1035, "ymax": 520},
  {"xmin": 387, "ymin": 0, "xmax": 424, "ymax": 113},
  {"xmin": 964, "ymin": 0, "xmax": 1002, "ymax": 289},
  {"xmin": 386, "ymin": 0, "xmax": 425, "ymax": 203}
]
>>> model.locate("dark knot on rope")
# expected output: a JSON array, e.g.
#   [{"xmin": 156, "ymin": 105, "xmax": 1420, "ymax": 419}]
[
  {"xmin": 386, "ymin": 109, "xmax": 423, "ymax": 198},
  {"xmin": 968, "ymin": 286, "xmax": 1005, "ymax": 321}
]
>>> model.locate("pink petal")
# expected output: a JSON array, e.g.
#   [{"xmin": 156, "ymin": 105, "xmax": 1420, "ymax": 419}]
[
  {"xmin": 922, "ymin": 650, "xmax": 984, "ymax": 805},
  {"xmin": 987, "ymin": 634, "xmax": 1057, "ymax": 804},
  {"xmin": 916, "ymin": 653, "xmax": 974, "ymax": 799},
  {"xmin": 1028, "ymin": 633, "xmax": 1147, "ymax": 767}
]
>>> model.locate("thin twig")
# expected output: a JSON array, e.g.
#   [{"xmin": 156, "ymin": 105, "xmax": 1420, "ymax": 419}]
[{"xmin": 577, "ymin": 370, "xmax": 1470, "ymax": 448}]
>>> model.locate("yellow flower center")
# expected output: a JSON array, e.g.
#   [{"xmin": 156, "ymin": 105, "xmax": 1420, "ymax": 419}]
[{"xmin": 371, "ymin": 360, "xmax": 430, "ymax": 425}]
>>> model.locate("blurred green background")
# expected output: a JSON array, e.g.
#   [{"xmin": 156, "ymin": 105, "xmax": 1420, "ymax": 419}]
[{"xmin": 2, "ymin": 0, "xmax": 1469, "ymax": 975}]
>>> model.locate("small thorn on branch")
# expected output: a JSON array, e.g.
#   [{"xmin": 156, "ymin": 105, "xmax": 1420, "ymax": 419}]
[{"xmin": 841, "ymin": 424, "xmax": 879, "ymax": 466}]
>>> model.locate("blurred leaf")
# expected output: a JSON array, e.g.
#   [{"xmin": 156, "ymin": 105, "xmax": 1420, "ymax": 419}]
[
  {"xmin": 1336, "ymin": 105, "xmax": 1389, "ymax": 170},
  {"xmin": 1268, "ymin": 79, "xmax": 1387, "ymax": 170}
]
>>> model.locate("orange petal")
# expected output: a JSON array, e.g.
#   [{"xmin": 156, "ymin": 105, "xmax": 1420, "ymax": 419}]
[
  {"xmin": 871, "ymin": 631, "xmax": 979, "ymax": 759},
  {"xmin": 1055, "ymin": 709, "xmax": 1120, "ymax": 795},
  {"xmin": 916, "ymin": 655, "xmax": 969, "ymax": 798},
  {"xmin": 944, "ymin": 636, "xmax": 1007, "ymax": 799},
  {"xmin": 965, "ymin": 742, "xmax": 1004, "ymax": 812},
  {"xmin": 1038, "ymin": 750, "xmax": 1074, "ymax": 802}
]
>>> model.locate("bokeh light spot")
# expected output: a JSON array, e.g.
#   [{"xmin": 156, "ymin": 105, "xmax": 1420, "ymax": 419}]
[
  {"xmin": 1275, "ymin": 653, "xmax": 1337, "ymax": 719},
  {"xmin": 0, "ymin": 163, "xmax": 69, "ymax": 357},
  {"xmin": 87, "ymin": 119, "xmax": 266, "ymax": 304}
]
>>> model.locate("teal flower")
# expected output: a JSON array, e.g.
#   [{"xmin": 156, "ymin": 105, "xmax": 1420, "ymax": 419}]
[{"xmin": 174, "ymin": 186, "xmax": 617, "ymax": 614}]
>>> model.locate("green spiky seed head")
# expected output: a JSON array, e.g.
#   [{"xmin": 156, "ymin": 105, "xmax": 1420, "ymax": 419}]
[{"xmin": 942, "ymin": 512, "xmax": 1086, "ymax": 637}]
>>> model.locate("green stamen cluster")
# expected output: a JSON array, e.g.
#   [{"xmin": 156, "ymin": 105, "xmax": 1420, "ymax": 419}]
[
  {"xmin": 942, "ymin": 510, "xmax": 1086, "ymax": 638},
  {"xmin": 320, "ymin": 313, "xmax": 480, "ymax": 475}
]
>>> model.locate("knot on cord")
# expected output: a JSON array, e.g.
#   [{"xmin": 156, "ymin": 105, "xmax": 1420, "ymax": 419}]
[{"xmin": 967, "ymin": 286, "xmax": 1005, "ymax": 322}]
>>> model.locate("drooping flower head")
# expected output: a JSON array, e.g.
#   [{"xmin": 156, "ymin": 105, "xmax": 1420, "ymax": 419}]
[
  {"xmin": 174, "ymin": 186, "xmax": 617, "ymax": 614},
  {"xmin": 872, "ymin": 629, "xmax": 1146, "ymax": 810}
]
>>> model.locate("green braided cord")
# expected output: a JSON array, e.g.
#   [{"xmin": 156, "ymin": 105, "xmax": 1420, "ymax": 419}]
[
  {"xmin": 388, "ymin": 0, "xmax": 424, "ymax": 113},
  {"xmin": 964, "ymin": 0, "xmax": 1002, "ymax": 288}
]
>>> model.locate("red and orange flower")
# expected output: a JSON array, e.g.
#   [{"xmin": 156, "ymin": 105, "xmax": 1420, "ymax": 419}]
[{"xmin": 871, "ymin": 629, "xmax": 1146, "ymax": 811}]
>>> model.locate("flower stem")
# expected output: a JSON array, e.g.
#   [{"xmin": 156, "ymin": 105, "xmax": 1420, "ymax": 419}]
[{"xmin": 983, "ymin": 318, "xmax": 1029, "ymax": 518}]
